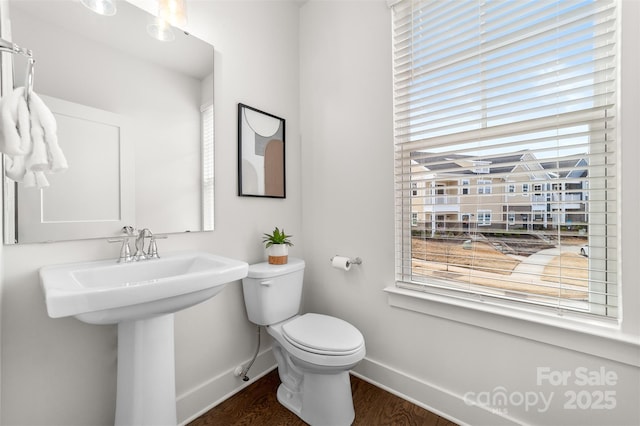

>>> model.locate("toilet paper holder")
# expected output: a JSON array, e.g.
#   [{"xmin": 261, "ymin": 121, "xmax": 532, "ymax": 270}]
[{"xmin": 330, "ymin": 256, "xmax": 362, "ymax": 266}]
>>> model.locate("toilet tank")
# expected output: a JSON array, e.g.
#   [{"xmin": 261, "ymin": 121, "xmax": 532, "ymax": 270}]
[{"xmin": 241, "ymin": 258, "xmax": 305, "ymax": 325}]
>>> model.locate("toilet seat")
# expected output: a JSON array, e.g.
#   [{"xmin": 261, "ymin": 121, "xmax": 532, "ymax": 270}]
[
  {"xmin": 267, "ymin": 314, "xmax": 366, "ymax": 368},
  {"xmin": 282, "ymin": 313, "xmax": 364, "ymax": 356}
]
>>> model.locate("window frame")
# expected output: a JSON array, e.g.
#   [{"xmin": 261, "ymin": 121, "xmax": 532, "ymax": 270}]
[
  {"xmin": 460, "ymin": 179, "xmax": 470, "ymax": 195},
  {"xmin": 201, "ymin": 102, "xmax": 215, "ymax": 231},
  {"xmin": 388, "ymin": 0, "xmax": 640, "ymax": 355},
  {"xmin": 477, "ymin": 179, "xmax": 492, "ymax": 195},
  {"xmin": 477, "ymin": 209, "xmax": 491, "ymax": 226}
]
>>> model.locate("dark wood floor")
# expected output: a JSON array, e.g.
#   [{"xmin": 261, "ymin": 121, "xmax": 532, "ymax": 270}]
[{"xmin": 189, "ymin": 369, "xmax": 457, "ymax": 426}]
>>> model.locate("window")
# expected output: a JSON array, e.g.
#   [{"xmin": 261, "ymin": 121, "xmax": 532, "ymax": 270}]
[
  {"xmin": 201, "ymin": 103, "xmax": 214, "ymax": 230},
  {"xmin": 472, "ymin": 161, "xmax": 491, "ymax": 174},
  {"xmin": 507, "ymin": 183, "xmax": 516, "ymax": 195},
  {"xmin": 460, "ymin": 179, "xmax": 470, "ymax": 195},
  {"xmin": 477, "ymin": 179, "xmax": 492, "ymax": 195},
  {"xmin": 392, "ymin": 0, "xmax": 617, "ymax": 319},
  {"xmin": 477, "ymin": 210, "xmax": 491, "ymax": 226}
]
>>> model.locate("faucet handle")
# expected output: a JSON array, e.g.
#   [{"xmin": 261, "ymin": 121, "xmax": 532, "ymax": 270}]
[
  {"xmin": 107, "ymin": 237, "xmax": 133, "ymax": 263},
  {"xmin": 148, "ymin": 237, "xmax": 159, "ymax": 259},
  {"xmin": 122, "ymin": 226, "xmax": 135, "ymax": 236},
  {"xmin": 147, "ymin": 234, "xmax": 167, "ymax": 259}
]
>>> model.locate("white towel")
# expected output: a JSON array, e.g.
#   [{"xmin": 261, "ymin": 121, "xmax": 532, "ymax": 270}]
[
  {"xmin": 0, "ymin": 87, "xmax": 67, "ymax": 189},
  {"xmin": 0, "ymin": 87, "xmax": 30, "ymax": 156},
  {"xmin": 2, "ymin": 88, "xmax": 31, "ymax": 182},
  {"xmin": 5, "ymin": 155, "xmax": 26, "ymax": 182},
  {"xmin": 22, "ymin": 170, "xmax": 49, "ymax": 188},
  {"xmin": 29, "ymin": 91, "xmax": 68, "ymax": 173},
  {"xmin": 25, "ymin": 105, "xmax": 50, "ymax": 172}
]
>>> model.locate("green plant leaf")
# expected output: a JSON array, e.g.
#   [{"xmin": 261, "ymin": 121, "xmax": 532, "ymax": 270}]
[{"xmin": 262, "ymin": 226, "xmax": 293, "ymax": 248}]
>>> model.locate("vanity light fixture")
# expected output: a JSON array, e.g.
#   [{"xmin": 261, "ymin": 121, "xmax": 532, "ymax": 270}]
[
  {"xmin": 80, "ymin": 0, "xmax": 117, "ymax": 16},
  {"xmin": 147, "ymin": 16, "xmax": 176, "ymax": 42},
  {"xmin": 158, "ymin": 0, "xmax": 187, "ymax": 28}
]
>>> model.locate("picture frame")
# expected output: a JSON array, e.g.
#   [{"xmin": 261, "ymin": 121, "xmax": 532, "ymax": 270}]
[{"xmin": 237, "ymin": 103, "xmax": 286, "ymax": 198}]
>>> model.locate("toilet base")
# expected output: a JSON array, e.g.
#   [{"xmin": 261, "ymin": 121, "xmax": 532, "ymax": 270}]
[
  {"xmin": 276, "ymin": 370, "xmax": 355, "ymax": 426},
  {"xmin": 266, "ymin": 319, "xmax": 362, "ymax": 426}
]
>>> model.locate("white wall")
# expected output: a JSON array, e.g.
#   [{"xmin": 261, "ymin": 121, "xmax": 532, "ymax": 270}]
[
  {"xmin": 2, "ymin": 1, "xmax": 639, "ymax": 426},
  {"xmin": 299, "ymin": 1, "xmax": 640, "ymax": 426},
  {"xmin": 0, "ymin": 1, "xmax": 301, "ymax": 425}
]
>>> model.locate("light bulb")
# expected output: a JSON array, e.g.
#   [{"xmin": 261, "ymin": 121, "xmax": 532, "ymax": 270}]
[
  {"xmin": 80, "ymin": 0, "xmax": 117, "ymax": 16},
  {"xmin": 158, "ymin": 0, "xmax": 187, "ymax": 28},
  {"xmin": 147, "ymin": 17, "xmax": 176, "ymax": 42}
]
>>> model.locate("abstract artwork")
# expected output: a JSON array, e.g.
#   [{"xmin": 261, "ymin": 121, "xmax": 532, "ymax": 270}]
[{"xmin": 238, "ymin": 103, "xmax": 286, "ymax": 198}]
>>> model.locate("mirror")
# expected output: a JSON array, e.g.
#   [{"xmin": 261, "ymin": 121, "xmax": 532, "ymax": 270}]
[{"xmin": 3, "ymin": 0, "xmax": 214, "ymax": 244}]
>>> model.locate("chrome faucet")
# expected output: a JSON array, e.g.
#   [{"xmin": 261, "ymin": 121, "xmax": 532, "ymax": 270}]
[
  {"xmin": 109, "ymin": 227, "xmax": 166, "ymax": 262},
  {"xmin": 134, "ymin": 228, "xmax": 152, "ymax": 261},
  {"xmin": 134, "ymin": 228, "xmax": 168, "ymax": 261}
]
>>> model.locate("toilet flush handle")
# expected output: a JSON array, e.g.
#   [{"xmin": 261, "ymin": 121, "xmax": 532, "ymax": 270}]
[{"xmin": 260, "ymin": 280, "xmax": 273, "ymax": 286}]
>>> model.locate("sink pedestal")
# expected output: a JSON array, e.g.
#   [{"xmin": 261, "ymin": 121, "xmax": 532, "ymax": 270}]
[
  {"xmin": 115, "ymin": 314, "xmax": 177, "ymax": 426},
  {"xmin": 39, "ymin": 251, "xmax": 250, "ymax": 425}
]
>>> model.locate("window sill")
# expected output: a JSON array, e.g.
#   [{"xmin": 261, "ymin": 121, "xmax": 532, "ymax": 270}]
[{"xmin": 385, "ymin": 285, "xmax": 640, "ymax": 367}]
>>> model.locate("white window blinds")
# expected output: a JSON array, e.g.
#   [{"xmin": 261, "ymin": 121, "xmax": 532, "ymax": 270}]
[{"xmin": 392, "ymin": 0, "xmax": 618, "ymax": 319}]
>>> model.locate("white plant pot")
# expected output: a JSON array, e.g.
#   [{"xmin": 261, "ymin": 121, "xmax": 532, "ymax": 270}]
[{"xmin": 267, "ymin": 244, "xmax": 288, "ymax": 264}]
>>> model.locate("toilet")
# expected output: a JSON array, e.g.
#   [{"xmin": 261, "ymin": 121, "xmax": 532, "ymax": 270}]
[{"xmin": 241, "ymin": 258, "xmax": 365, "ymax": 426}]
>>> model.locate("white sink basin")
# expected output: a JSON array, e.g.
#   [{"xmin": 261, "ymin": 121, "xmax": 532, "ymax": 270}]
[{"xmin": 40, "ymin": 250, "xmax": 249, "ymax": 324}]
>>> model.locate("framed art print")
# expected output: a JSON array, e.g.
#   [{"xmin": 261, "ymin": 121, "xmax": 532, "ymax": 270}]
[{"xmin": 238, "ymin": 103, "xmax": 286, "ymax": 198}]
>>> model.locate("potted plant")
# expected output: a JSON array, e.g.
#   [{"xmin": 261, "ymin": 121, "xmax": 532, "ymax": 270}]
[{"xmin": 263, "ymin": 226, "xmax": 293, "ymax": 265}]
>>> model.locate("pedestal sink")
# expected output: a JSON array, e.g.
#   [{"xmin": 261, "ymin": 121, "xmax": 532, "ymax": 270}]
[{"xmin": 40, "ymin": 251, "xmax": 249, "ymax": 426}]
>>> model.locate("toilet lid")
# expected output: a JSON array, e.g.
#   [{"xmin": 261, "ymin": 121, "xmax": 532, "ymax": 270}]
[{"xmin": 282, "ymin": 313, "xmax": 364, "ymax": 355}]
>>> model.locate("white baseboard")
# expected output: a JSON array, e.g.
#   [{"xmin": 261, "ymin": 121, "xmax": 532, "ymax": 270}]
[
  {"xmin": 177, "ymin": 352, "xmax": 521, "ymax": 426},
  {"xmin": 351, "ymin": 357, "xmax": 522, "ymax": 426},
  {"xmin": 176, "ymin": 349, "xmax": 277, "ymax": 425}
]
